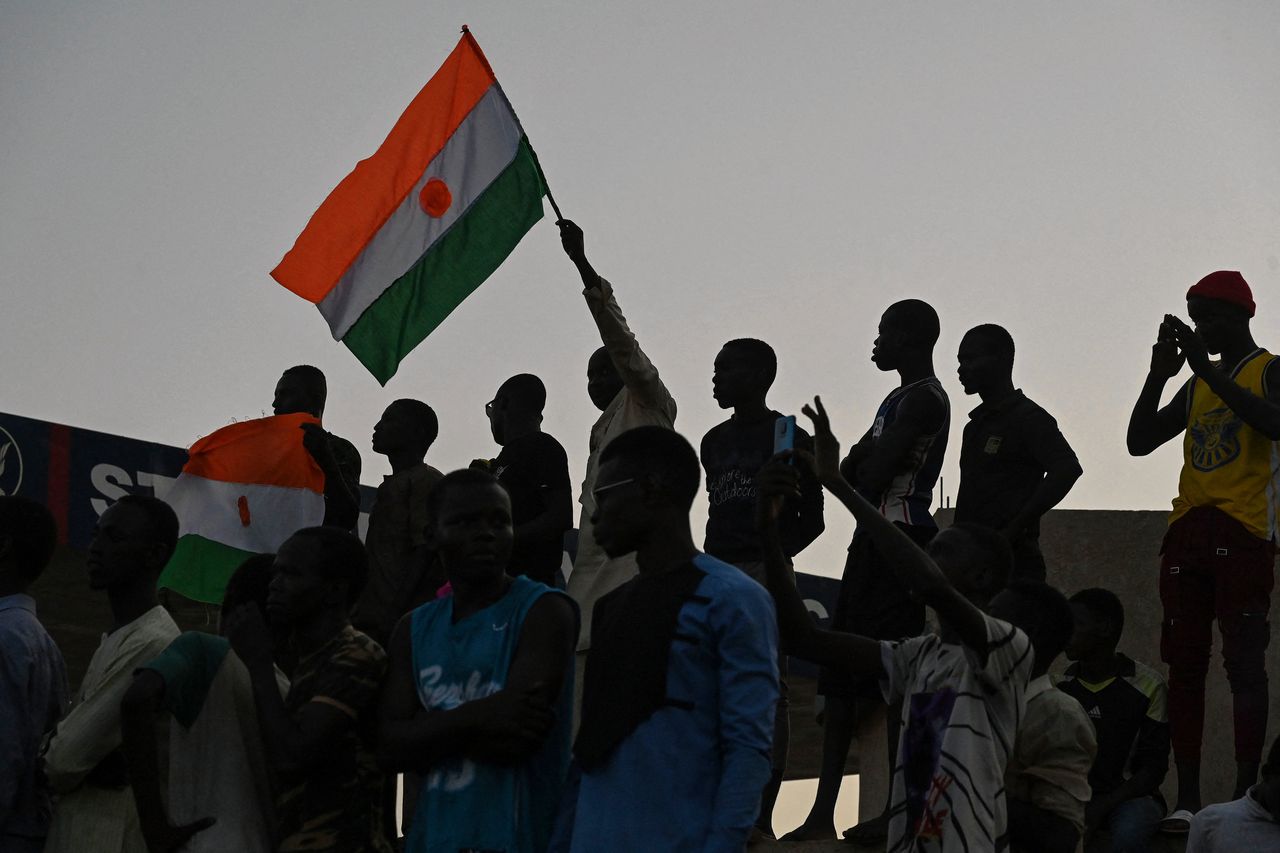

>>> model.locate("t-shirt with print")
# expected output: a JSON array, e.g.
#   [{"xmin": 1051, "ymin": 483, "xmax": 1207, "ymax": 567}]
[
  {"xmin": 276, "ymin": 625, "xmax": 391, "ymax": 853},
  {"xmin": 701, "ymin": 411, "xmax": 824, "ymax": 564},
  {"xmin": 494, "ymin": 431, "xmax": 572, "ymax": 586},
  {"xmin": 880, "ymin": 613, "xmax": 1033, "ymax": 853}
]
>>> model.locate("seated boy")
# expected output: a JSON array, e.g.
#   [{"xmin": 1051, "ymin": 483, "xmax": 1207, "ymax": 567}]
[
  {"xmin": 1058, "ymin": 587, "xmax": 1170, "ymax": 851},
  {"xmin": 996, "ymin": 580, "xmax": 1096, "ymax": 853},
  {"xmin": 756, "ymin": 397, "xmax": 1033, "ymax": 852}
]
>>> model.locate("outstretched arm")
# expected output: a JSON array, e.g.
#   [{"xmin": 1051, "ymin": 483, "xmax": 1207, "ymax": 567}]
[
  {"xmin": 756, "ymin": 462, "xmax": 881, "ymax": 675},
  {"xmin": 558, "ymin": 219, "xmax": 672, "ymax": 410},
  {"xmin": 378, "ymin": 594, "xmax": 577, "ymax": 771},
  {"xmin": 801, "ymin": 396, "xmax": 991, "ymax": 655}
]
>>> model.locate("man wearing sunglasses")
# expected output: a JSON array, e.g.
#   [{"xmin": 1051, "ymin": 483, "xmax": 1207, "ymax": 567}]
[{"xmin": 569, "ymin": 426, "xmax": 778, "ymax": 852}]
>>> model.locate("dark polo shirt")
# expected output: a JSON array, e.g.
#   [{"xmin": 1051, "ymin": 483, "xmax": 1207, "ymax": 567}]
[{"xmin": 954, "ymin": 390, "xmax": 1078, "ymax": 540}]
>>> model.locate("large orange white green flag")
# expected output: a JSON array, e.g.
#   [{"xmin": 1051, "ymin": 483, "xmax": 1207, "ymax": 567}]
[
  {"xmin": 271, "ymin": 28, "xmax": 548, "ymax": 384},
  {"xmin": 158, "ymin": 414, "xmax": 325, "ymax": 604}
]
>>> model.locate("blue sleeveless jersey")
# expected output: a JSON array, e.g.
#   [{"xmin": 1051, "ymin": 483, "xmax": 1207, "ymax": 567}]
[
  {"xmin": 407, "ymin": 575, "xmax": 574, "ymax": 853},
  {"xmin": 861, "ymin": 377, "xmax": 950, "ymax": 527}
]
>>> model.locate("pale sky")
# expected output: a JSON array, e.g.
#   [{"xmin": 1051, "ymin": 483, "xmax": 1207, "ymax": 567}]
[{"xmin": 4, "ymin": 1, "xmax": 1279, "ymax": 578}]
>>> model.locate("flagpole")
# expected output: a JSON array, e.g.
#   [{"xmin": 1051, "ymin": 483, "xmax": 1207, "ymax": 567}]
[
  {"xmin": 461, "ymin": 25, "xmax": 564, "ymax": 222},
  {"xmin": 527, "ymin": 145, "xmax": 564, "ymax": 221}
]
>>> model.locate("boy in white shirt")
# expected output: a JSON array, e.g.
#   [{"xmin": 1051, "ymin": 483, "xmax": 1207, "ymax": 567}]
[{"xmin": 758, "ymin": 397, "xmax": 1033, "ymax": 852}]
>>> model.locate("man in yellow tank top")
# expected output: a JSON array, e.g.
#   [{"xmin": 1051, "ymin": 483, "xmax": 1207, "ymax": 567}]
[{"xmin": 1127, "ymin": 271, "xmax": 1280, "ymax": 834}]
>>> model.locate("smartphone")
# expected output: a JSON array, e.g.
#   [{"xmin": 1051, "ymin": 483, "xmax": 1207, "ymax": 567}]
[{"xmin": 773, "ymin": 415, "xmax": 796, "ymax": 457}]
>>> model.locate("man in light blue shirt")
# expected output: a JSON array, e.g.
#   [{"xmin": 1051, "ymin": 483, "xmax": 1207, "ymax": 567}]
[
  {"xmin": 570, "ymin": 427, "xmax": 778, "ymax": 852},
  {"xmin": 0, "ymin": 497, "xmax": 68, "ymax": 852}
]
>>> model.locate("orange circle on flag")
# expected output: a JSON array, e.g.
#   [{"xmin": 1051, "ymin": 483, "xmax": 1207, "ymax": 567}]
[{"xmin": 419, "ymin": 178, "xmax": 452, "ymax": 217}]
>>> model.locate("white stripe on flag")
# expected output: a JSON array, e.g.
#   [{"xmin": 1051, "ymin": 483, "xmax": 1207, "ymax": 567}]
[
  {"xmin": 317, "ymin": 85, "xmax": 524, "ymax": 339},
  {"xmin": 167, "ymin": 474, "xmax": 325, "ymax": 553}
]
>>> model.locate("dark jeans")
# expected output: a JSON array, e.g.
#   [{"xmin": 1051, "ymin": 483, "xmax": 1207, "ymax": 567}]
[{"xmin": 1159, "ymin": 506, "xmax": 1274, "ymax": 764}]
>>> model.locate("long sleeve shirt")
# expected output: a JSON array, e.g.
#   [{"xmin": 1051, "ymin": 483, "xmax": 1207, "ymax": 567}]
[
  {"xmin": 571, "ymin": 554, "xmax": 778, "ymax": 852},
  {"xmin": 43, "ymin": 605, "xmax": 180, "ymax": 853},
  {"xmin": 0, "ymin": 594, "xmax": 67, "ymax": 844},
  {"xmin": 567, "ymin": 277, "xmax": 676, "ymax": 650}
]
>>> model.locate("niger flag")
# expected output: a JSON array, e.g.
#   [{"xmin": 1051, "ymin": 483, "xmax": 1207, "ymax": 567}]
[
  {"xmin": 272, "ymin": 28, "xmax": 547, "ymax": 384},
  {"xmin": 158, "ymin": 414, "xmax": 325, "ymax": 603}
]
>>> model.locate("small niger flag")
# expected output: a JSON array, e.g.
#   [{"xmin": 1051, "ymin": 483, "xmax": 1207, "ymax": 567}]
[
  {"xmin": 272, "ymin": 28, "xmax": 547, "ymax": 384},
  {"xmin": 158, "ymin": 414, "xmax": 325, "ymax": 604}
]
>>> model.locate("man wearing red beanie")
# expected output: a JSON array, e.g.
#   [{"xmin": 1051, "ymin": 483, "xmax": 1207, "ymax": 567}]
[{"xmin": 1128, "ymin": 270, "xmax": 1278, "ymax": 833}]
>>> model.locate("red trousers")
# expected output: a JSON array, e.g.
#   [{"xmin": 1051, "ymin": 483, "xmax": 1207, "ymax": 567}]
[{"xmin": 1160, "ymin": 506, "xmax": 1274, "ymax": 764}]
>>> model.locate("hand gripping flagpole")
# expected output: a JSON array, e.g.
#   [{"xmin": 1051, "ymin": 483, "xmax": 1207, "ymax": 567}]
[{"xmin": 461, "ymin": 25, "xmax": 564, "ymax": 222}]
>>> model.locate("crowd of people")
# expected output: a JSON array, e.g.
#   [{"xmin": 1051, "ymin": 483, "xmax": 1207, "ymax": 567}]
[{"xmin": 2, "ymin": 221, "xmax": 1278, "ymax": 853}]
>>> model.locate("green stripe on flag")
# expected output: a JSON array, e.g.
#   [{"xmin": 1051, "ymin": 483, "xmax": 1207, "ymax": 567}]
[
  {"xmin": 341, "ymin": 136, "xmax": 546, "ymax": 384},
  {"xmin": 158, "ymin": 535, "xmax": 257, "ymax": 605}
]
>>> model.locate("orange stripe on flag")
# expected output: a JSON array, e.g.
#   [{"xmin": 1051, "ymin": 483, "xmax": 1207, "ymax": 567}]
[
  {"xmin": 271, "ymin": 34, "xmax": 498, "ymax": 303},
  {"xmin": 182, "ymin": 413, "xmax": 326, "ymax": 491}
]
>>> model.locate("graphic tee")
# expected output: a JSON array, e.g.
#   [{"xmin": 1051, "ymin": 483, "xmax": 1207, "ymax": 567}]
[
  {"xmin": 408, "ymin": 576, "xmax": 573, "ymax": 853},
  {"xmin": 880, "ymin": 613, "xmax": 1032, "ymax": 852}
]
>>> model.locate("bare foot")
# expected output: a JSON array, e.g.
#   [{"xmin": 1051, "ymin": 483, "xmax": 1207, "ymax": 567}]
[
  {"xmin": 779, "ymin": 820, "xmax": 837, "ymax": 842},
  {"xmin": 842, "ymin": 811, "xmax": 889, "ymax": 846}
]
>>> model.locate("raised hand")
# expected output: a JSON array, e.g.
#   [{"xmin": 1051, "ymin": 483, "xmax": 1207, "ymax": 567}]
[
  {"xmin": 1161, "ymin": 314, "xmax": 1209, "ymax": 376},
  {"xmin": 299, "ymin": 422, "xmax": 338, "ymax": 471},
  {"xmin": 557, "ymin": 219, "xmax": 586, "ymax": 265},
  {"xmin": 754, "ymin": 456, "xmax": 800, "ymax": 531},
  {"xmin": 800, "ymin": 396, "xmax": 843, "ymax": 487}
]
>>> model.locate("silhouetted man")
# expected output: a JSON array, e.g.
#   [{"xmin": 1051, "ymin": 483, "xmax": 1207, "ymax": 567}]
[
  {"xmin": 484, "ymin": 374, "xmax": 573, "ymax": 586},
  {"xmin": 556, "ymin": 220, "xmax": 677, "ymax": 725},
  {"xmin": 700, "ymin": 336, "xmax": 824, "ymax": 838},
  {"xmin": 379, "ymin": 469, "xmax": 577, "ymax": 853},
  {"xmin": 273, "ymin": 365, "xmax": 362, "ymax": 531},
  {"xmin": 226, "ymin": 527, "xmax": 391, "ymax": 853},
  {"xmin": 352, "ymin": 398, "xmax": 444, "ymax": 645},
  {"xmin": 44, "ymin": 496, "xmax": 182, "ymax": 853},
  {"xmin": 757, "ymin": 397, "xmax": 1031, "ymax": 853},
  {"xmin": 789, "ymin": 300, "xmax": 950, "ymax": 843},
  {"xmin": 1127, "ymin": 270, "xmax": 1278, "ymax": 832},
  {"xmin": 1059, "ymin": 588, "xmax": 1170, "ymax": 852},
  {"xmin": 954, "ymin": 324, "xmax": 1082, "ymax": 580},
  {"xmin": 0, "ymin": 497, "xmax": 68, "ymax": 853},
  {"xmin": 571, "ymin": 427, "xmax": 778, "ymax": 852}
]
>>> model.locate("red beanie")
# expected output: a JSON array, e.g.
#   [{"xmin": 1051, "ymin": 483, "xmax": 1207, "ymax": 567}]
[{"xmin": 1186, "ymin": 270, "xmax": 1255, "ymax": 317}]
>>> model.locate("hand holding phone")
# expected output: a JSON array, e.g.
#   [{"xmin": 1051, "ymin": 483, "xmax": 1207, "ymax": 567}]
[{"xmin": 773, "ymin": 415, "xmax": 796, "ymax": 460}]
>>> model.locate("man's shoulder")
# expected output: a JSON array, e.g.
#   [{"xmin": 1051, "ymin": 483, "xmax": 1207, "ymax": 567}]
[
  {"xmin": 329, "ymin": 432, "xmax": 360, "ymax": 456},
  {"xmin": 0, "ymin": 604, "xmax": 61, "ymax": 659},
  {"xmin": 411, "ymin": 461, "xmax": 445, "ymax": 485},
  {"xmin": 700, "ymin": 418, "xmax": 734, "ymax": 448},
  {"xmin": 331, "ymin": 625, "xmax": 389, "ymax": 670},
  {"xmin": 1033, "ymin": 682, "xmax": 1090, "ymax": 720},
  {"xmin": 690, "ymin": 553, "xmax": 772, "ymax": 606}
]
